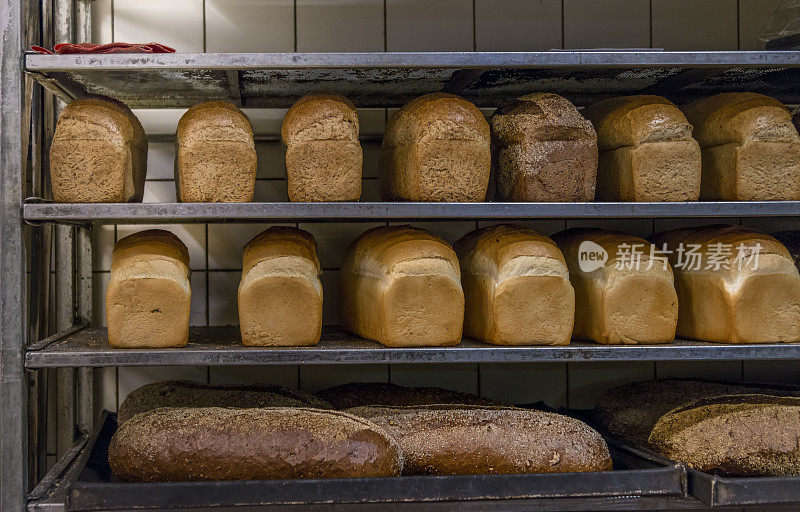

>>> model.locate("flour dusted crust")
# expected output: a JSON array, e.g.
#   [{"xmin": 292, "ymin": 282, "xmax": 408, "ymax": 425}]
[
  {"xmin": 682, "ymin": 92, "xmax": 800, "ymax": 200},
  {"xmin": 175, "ymin": 101, "xmax": 257, "ymax": 202},
  {"xmin": 50, "ymin": 97, "xmax": 147, "ymax": 202},
  {"xmin": 238, "ymin": 227, "xmax": 322, "ymax": 346},
  {"xmin": 650, "ymin": 224, "xmax": 800, "ymax": 343},
  {"xmin": 340, "ymin": 225, "xmax": 464, "ymax": 347},
  {"xmin": 106, "ymin": 229, "xmax": 190, "ymax": 348},
  {"xmin": 380, "ymin": 93, "xmax": 491, "ymax": 202},
  {"xmin": 282, "ymin": 93, "xmax": 362, "ymax": 201},
  {"xmin": 455, "ymin": 224, "xmax": 574, "ymax": 345},
  {"xmin": 583, "ymin": 95, "xmax": 701, "ymax": 201},
  {"xmin": 552, "ymin": 228, "xmax": 678, "ymax": 345}
]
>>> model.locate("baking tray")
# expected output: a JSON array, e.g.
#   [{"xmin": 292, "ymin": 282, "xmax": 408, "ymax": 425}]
[{"xmin": 55, "ymin": 412, "xmax": 688, "ymax": 511}]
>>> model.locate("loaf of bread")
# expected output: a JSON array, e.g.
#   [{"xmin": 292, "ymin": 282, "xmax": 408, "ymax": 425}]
[
  {"xmin": 340, "ymin": 226, "xmax": 464, "ymax": 347},
  {"xmin": 490, "ymin": 93, "xmax": 597, "ymax": 201},
  {"xmin": 316, "ymin": 382, "xmax": 498, "ymax": 409},
  {"xmin": 582, "ymin": 95, "xmax": 701, "ymax": 201},
  {"xmin": 772, "ymin": 230, "xmax": 800, "ymax": 273},
  {"xmin": 455, "ymin": 224, "xmax": 574, "ymax": 345},
  {"xmin": 380, "ymin": 93, "xmax": 490, "ymax": 202},
  {"xmin": 175, "ymin": 101, "xmax": 257, "ymax": 202},
  {"xmin": 281, "ymin": 93, "xmax": 362, "ymax": 201},
  {"xmin": 50, "ymin": 97, "xmax": 147, "ymax": 202},
  {"xmin": 347, "ymin": 405, "xmax": 612, "ymax": 475},
  {"xmin": 238, "ymin": 227, "xmax": 322, "ymax": 346},
  {"xmin": 551, "ymin": 228, "xmax": 678, "ymax": 344},
  {"xmin": 650, "ymin": 225, "xmax": 800, "ymax": 343},
  {"xmin": 682, "ymin": 92, "xmax": 800, "ymax": 200},
  {"xmin": 106, "ymin": 230, "xmax": 190, "ymax": 348},
  {"xmin": 117, "ymin": 380, "xmax": 332, "ymax": 424},
  {"xmin": 109, "ymin": 407, "xmax": 402, "ymax": 481}
]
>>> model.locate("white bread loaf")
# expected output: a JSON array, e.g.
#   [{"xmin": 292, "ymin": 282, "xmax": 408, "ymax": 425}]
[
  {"xmin": 380, "ymin": 93, "xmax": 490, "ymax": 202},
  {"xmin": 238, "ymin": 227, "xmax": 322, "ymax": 346},
  {"xmin": 50, "ymin": 97, "xmax": 147, "ymax": 202},
  {"xmin": 682, "ymin": 93, "xmax": 800, "ymax": 200},
  {"xmin": 281, "ymin": 93, "xmax": 362, "ymax": 201},
  {"xmin": 340, "ymin": 226, "xmax": 464, "ymax": 347},
  {"xmin": 582, "ymin": 95, "xmax": 701, "ymax": 202},
  {"xmin": 552, "ymin": 228, "xmax": 678, "ymax": 345},
  {"xmin": 175, "ymin": 101, "xmax": 257, "ymax": 202},
  {"xmin": 454, "ymin": 224, "xmax": 574, "ymax": 345},
  {"xmin": 490, "ymin": 93, "xmax": 597, "ymax": 202},
  {"xmin": 650, "ymin": 225, "xmax": 800, "ymax": 343},
  {"xmin": 106, "ymin": 230, "xmax": 190, "ymax": 348}
]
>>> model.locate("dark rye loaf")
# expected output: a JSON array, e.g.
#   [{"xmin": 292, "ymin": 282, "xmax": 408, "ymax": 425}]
[
  {"xmin": 347, "ymin": 404, "xmax": 611, "ymax": 476},
  {"xmin": 316, "ymin": 382, "xmax": 498, "ymax": 409},
  {"xmin": 117, "ymin": 380, "xmax": 331, "ymax": 424},
  {"xmin": 109, "ymin": 407, "xmax": 403, "ymax": 481}
]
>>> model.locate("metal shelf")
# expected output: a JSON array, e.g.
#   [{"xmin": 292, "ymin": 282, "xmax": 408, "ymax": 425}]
[
  {"xmin": 24, "ymin": 326, "xmax": 800, "ymax": 368},
  {"xmin": 22, "ymin": 200, "xmax": 800, "ymax": 224},
  {"xmin": 24, "ymin": 51, "xmax": 800, "ymax": 108}
]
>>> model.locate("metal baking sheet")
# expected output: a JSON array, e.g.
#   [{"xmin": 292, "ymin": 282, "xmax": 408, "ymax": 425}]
[
  {"xmin": 22, "ymin": 199, "xmax": 800, "ymax": 224},
  {"xmin": 23, "ymin": 326, "xmax": 800, "ymax": 368},
  {"xmin": 41, "ymin": 413, "xmax": 687, "ymax": 511}
]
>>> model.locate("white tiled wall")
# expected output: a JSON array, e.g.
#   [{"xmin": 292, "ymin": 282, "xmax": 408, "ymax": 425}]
[{"xmin": 87, "ymin": 1, "xmax": 794, "ymax": 421}]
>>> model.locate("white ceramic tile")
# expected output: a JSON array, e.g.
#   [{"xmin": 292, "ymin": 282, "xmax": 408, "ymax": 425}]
[
  {"xmin": 114, "ymin": 0, "xmax": 204, "ymax": 52},
  {"xmin": 652, "ymin": 217, "xmax": 741, "ymax": 236},
  {"xmin": 475, "ymin": 0, "xmax": 562, "ymax": 51},
  {"xmin": 358, "ymin": 109, "xmax": 386, "ymax": 135},
  {"xmin": 190, "ymin": 271, "xmax": 207, "ymax": 326},
  {"xmin": 94, "ymin": 367, "xmax": 117, "ymax": 415},
  {"xmin": 46, "ymin": 455, "xmax": 57, "ymax": 473},
  {"xmin": 362, "ymin": 143, "xmax": 381, "ymax": 179},
  {"xmin": 146, "ymin": 143, "xmax": 175, "ymax": 180},
  {"xmin": 477, "ymin": 219, "xmax": 568, "ymax": 236},
  {"xmin": 655, "ymin": 361, "xmax": 742, "ymax": 381},
  {"xmin": 565, "ymin": 218, "xmax": 654, "ymax": 238},
  {"xmin": 132, "ymin": 109, "xmax": 186, "ymax": 135},
  {"xmin": 297, "ymin": 0, "xmax": 384, "ymax": 51},
  {"xmin": 254, "ymin": 179, "xmax": 290, "ymax": 201},
  {"xmin": 117, "ymin": 224, "xmax": 207, "ymax": 270},
  {"xmin": 479, "ymin": 363, "xmax": 568, "ymax": 407},
  {"xmin": 743, "ymin": 361, "xmax": 800, "ymax": 384},
  {"xmin": 91, "ymin": 0, "xmax": 113, "ymax": 44},
  {"xmin": 208, "ymin": 271, "xmax": 241, "ymax": 326},
  {"xmin": 299, "ymin": 364, "xmax": 389, "ymax": 392},
  {"xmin": 299, "ymin": 222, "xmax": 385, "ymax": 269},
  {"xmin": 92, "ymin": 272, "xmax": 110, "ymax": 327},
  {"xmin": 386, "ymin": 0, "xmax": 474, "ymax": 51},
  {"xmin": 206, "ymin": 0, "xmax": 294, "ymax": 52},
  {"xmin": 568, "ymin": 361, "xmax": 655, "ymax": 409},
  {"xmin": 652, "ymin": 0, "xmax": 738, "ymax": 50},
  {"xmin": 741, "ymin": 217, "xmax": 800, "ymax": 234},
  {"xmin": 390, "ymin": 364, "xmax": 479, "ymax": 395},
  {"xmin": 392, "ymin": 221, "xmax": 478, "ymax": 245},
  {"xmin": 563, "ymin": 0, "xmax": 650, "ymax": 49},
  {"xmin": 207, "ymin": 223, "xmax": 295, "ymax": 269},
  {"xmin": 143, "ymin": 180, "xmax": 176, "ymax": 203},
  {"xmin": 739, "ymin": 0, "xmax": 782, "ymax": 50},
  {"xmin": 209, "ymin": 366, "xmax": 300, "ymax": 387},
  {"xmin": 117, "ymin": 366, "xmax": 207, "ymax": 407},
  {"xmin": 361, "ymin": 178, "xmax": 380, "ymax": 201},
  {"xmin": 320, "ymin": 269, "xmax": 340, "ymax": 326},
  {"xmin": 242, "ymin": 108, "xmax": 287, "ymax": 135},
  {"xmin": 92, "ymin": 225, "xmax": 114, "ymax": 271},
  {"xmin": 256, "ymin": 143, "xmax": 285, "ymax": 179},
  {"xmin": 46, "ymin": 369, "xmax": 57, "ymax": 451}
]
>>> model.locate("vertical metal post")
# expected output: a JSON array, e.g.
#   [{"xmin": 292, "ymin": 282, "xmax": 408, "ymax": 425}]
[
  {"xmin": 76, "ymin": 227, "xmax": 93, "ymax": 434},
  {"xmin": 1, "ymin": 0, "xmax": 28, "ymax": 509}
]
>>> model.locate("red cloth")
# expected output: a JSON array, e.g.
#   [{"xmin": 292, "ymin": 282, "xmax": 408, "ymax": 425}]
[{"xmin": 31, "ymin": 42, "xmax": 176, "ymax": 54}]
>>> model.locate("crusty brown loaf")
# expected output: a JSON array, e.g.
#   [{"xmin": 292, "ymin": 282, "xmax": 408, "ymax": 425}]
[
  {"xmin": 772, "ymin": 230, "xmax": 800, "ymax": 273},
  {"xmin": 551, "ymin": 228, "xmax": 678, "ymax": 345},
  {"xmin": 50, "ymin": 97, "xmax": 147, "ymax": 202},
  {"xmin": 649, "ymin": 394, "xmax": 800, "ymax": 476},
  {"xmin": 281, "ymin": 92, "xmax": 362, "ymax": 201},
  {"xmin": 582, "ymin": 95, "xmax": 701, "ymax": 201},
  {"xmin": 682, "ymin": 92, "xmax": 800, "ymax": 200},
  {"xmin": 238, "ymin": 227, "xmax": 322, "ymax": 346},
  {"xmin": 316, "ymin": 382, "xmax": 499, "ymax": 409},
  {"xmin": 455, "ymin": 224, "xmax": 574, "ymax": 345},
  {"xmin": 650, "ymin": 225, "xmax": 800, "ymax": 343},
  {"xmin": 117, "ymin": 380, "xmax": 332, "ymax": 424},
  {"xmin": 347, "ymin": 405, "xmax": 612, "ymax": 475},
  {"xmin": 175, "ymin": 101, "xmax": 257, "ymax": 202},
  {"xmin": 490, "ymin": 93, "xmax": 597, "ymax": 201},
  {"xmin": 106, "ymin": 229, "xmax": 191, "ymax": 348},
  {"xmin": 340, "ymin": 226, "xmax": 464, "ymax": 347},
  {"xmin": 108, "ymin": 407, "xmax": 403, "ymax": 481},
  {"xmin": 380, "ymin": 93, "xmax": 490, "ymax": 202}
]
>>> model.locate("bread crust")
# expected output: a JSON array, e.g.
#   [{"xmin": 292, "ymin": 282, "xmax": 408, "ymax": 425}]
[
  {"xmin": 50, "ymin": 97, "xmax": 147, "ymax": 202},
  {"xmin": 316, "ymin": 382, "xmax": 498, "ymax": 409},
  {"xmin": 340, "ymin": 225, "xmax": 464, "ymax": 347},
  {"xmin": 455, "ymin": 224, "xmax": 574, "ymax": 345}
]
